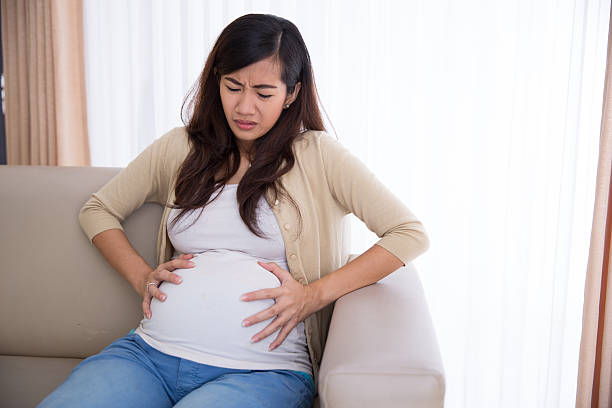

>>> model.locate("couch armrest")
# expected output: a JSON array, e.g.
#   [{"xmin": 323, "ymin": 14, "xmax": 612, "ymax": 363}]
[{"xmin": 318, "ymin": 256, "xmax": 445, "ymax": 408}]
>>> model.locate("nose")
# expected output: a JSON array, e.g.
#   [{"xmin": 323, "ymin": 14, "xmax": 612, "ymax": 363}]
[{"xmin": 235, "ymin": 92, "xmax": 256, "ymax": 116}]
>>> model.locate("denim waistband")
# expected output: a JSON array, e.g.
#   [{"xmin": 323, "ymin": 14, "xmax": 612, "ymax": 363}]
[{"xmin": 128, "ymin": 328, "xmax": 315, "ymax": 390}]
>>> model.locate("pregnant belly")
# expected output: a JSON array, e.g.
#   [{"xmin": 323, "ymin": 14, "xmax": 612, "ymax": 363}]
[{"xmin": 140, "ymin": 251, "xmax": 283, "ymax": 350}]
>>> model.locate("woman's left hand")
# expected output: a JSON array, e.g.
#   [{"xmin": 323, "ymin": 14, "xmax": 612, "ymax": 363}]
[{"xmin": 240, "ymin": 261, "xmax": 317, "ymax": 351}]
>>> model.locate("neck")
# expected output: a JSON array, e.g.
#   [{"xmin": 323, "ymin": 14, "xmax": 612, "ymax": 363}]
[{"xmin": 236, "ymin": 139, "xmax": 254, "ymax": 155}]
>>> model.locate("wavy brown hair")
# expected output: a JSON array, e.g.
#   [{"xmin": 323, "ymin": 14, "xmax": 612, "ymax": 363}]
[{"xmin": 170, "ymin": 14, "xmax": 326, "ymax": 239}]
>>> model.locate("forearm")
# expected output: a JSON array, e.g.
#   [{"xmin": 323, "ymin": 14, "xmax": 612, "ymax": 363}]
[
  {"xmin": 91, "ymin": 228, "xmax": 154, "ymax": 297},
  {"xmin": 306, "ymin": 243, "xmax": 405, "ymax": 312}
]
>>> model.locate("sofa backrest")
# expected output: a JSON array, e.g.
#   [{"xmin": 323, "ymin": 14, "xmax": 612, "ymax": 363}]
[{"xmin": 0, "ymin": 165, "xmax": 160, "ymax": 358}]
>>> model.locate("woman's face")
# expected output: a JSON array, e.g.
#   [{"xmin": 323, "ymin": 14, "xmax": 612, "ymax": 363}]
[{"xmin": 219, "ymin": 56, "xmax": 301, "ymax": 154}]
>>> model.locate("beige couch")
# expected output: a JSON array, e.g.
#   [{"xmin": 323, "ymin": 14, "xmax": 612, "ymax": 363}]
[{"xmin": 0, "ymin": 165, "xmax": 445, "ymax": 408}]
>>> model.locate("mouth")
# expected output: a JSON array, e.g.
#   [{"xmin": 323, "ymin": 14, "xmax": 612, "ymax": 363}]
[{"xmin": 234, "ymin": 119, "xmax": 257, "ymax": 130}]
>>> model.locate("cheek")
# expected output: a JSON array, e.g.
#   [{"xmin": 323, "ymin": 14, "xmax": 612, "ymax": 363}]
[
  {"xmin": 262, "ymin": 105, "xmax": 284, "ymax": 125},
  {"xmin": 220, "ymin": 95, "xmax": 233, "ymax": 119}
]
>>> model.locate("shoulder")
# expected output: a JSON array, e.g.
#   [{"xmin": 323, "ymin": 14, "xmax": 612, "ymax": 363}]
[
  {"xmin": 153, "ymin": 126, "xmax": 192, "ymax": 169},
  {"xmin": 292, "ymin": 129, "xmax": 342, "ymax": 155},
  {"xmin": 292, "ymin": 130, "xmax": 351, "ymax": 167},
  {"xmin": 157, "ymin": 126, "xmax": 191, "ymax": 155}
]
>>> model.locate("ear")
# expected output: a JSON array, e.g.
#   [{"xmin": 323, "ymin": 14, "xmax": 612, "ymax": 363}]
[{"xmin": 284, "ymin": 82, "xmax": 301, "ymax": 106}]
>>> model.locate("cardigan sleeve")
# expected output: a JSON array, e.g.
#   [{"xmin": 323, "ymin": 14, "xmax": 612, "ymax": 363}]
[
  {"xmin": 318, "ymin": 132, "xmax": 430, "ymax": 266},
  {"xmin": 78, "ymin": 128, "xmax": 178, "ymax": 242}
]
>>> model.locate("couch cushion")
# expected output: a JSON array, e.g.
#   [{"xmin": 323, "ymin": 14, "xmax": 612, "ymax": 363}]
[
  {"xmin": 0, "ymin": 355, "xmax": 82, "ymax": 408},
  {"xmin": 0, "ymin": 166, "xmax": 159, "ymax": 357}
]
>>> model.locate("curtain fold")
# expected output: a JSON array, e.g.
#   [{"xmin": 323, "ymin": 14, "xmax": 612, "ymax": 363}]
[
  {"xmin": 577, "ymin": 4, "xmax": 612, "ymax": 406},
  {"xmin": 1, "ymin": 0, "xmax": 90, "ymax": 166}
]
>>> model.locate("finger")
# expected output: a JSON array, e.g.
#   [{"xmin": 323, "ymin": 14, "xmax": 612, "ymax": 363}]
[
  {"xmin": 257, "ymin": 261, "xmax": 293, "ymax": 283},
  {"xmin": 157, "ymin": 268, "xmax": 183, "ymax": 285},
  {"xmin": 146, "ymin": 280, "xmax": 167, "ymax": 302},
  {"xmin": 257, "ymin": 261, "xmax": 274, "ymax": 271},
  {"xmin": 240, "ymin": 287, "xmax": 282, "ymax": 302},
  {"xmin": 142, "ymin": 298, "xmax": 152, "ymax": 319},
  {"xmin": 142, "ymin": 282, "xmax": 155, "ymax": 319},
  {"xmin": 178, "ymin": 253, "xmax": 194, "ymax": 260},
  {"xmin": 166, "ymin": 258, "xmax": 195, "ymax": 271},
  {"xmin": 242, "ymin": 303, "xmax": 280, "ymax": 327},
  {"xmin": 269, "ymin": 321, "xmax": 295, "ymax": 351},
  {"xmin": 251, "ymin": 315, "xmax": 285, "ymax": 343}
]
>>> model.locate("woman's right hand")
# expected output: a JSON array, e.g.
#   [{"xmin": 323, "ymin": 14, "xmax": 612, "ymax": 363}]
[{"xmin": 141, "ymin": 253, "xmax": 195, "ymax": 319}]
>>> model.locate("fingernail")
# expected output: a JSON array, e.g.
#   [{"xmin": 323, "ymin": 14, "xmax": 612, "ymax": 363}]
[
  {"xmin": 242, "ymin": 320, "xmax": 250, "ymax": 327},
  {"xmin": 188, "ymin": 262, "xmax": 195, "ymax": 266},
  {"xmin": 251, "ymin": 336, "xmax": 258, "ymax": 342},
  {"xmin": 175, "ymin": 277, "xmax": 182, "ymax": 283},
  {"xmin": 161, "ymin": 295, "xmax": 166, "ymax": 301},
  {"xmin": 240, "ymin": 295, "xmax": 248, "ymax": 301}
]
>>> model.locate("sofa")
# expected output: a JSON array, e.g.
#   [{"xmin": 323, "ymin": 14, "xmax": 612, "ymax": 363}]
[{"xmin": 0, "ymin": 165, "xmax": 446, "ymax": 408}]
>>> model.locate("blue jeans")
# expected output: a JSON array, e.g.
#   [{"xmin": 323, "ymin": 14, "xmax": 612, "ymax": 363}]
[{"xmin": 38, "ymin": 332, "xmax": 315, "ymax": 408}]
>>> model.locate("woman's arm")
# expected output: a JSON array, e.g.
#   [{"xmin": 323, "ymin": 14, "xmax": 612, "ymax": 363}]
[
  {"xmin": 91, "ymin": 228, "xmax": 154, "ymax": 297},
  {"xmin": 244, "ymin": 245, "xmax": 404, "ymax": 349},
  {"xmin": 310, "ymin": 131, "xmax": 430, "ymax": 307},
  {"xmin": 318, "ymin": 131, "xmax": 430, "ymax": 263},
  {"xmin": 78, "ymin": 127, "xmax": 186, "ymax": 243},
  {"xmin": 244, "ymin": 244, "xmax": 405, "ymax": 348},
  {"xmin": 77, "ymin": 127, "xmax": 193, "ymax": 314},
  {"xmin": 78, "ymin": 131, "xmax": 171, "ymax": 291},
  {"xmin": 306, "ymin": 244, "xmax": 405, "ymax": 311}
]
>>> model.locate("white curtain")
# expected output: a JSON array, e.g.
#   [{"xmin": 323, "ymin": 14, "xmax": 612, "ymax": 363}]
[{"xmin": 83, "ymin": 1, "xmax": 610, "ymax": 406}]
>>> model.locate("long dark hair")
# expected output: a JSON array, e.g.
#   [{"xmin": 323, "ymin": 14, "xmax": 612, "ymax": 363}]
[{"xmin": 171, "ymin": 14, "xmax": 325, "ymax": 238}]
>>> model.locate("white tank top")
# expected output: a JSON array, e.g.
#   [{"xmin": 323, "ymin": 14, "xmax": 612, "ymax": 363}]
[{"xmin": 134, "ymin": 183, "xmax": 312, "ymax": 374}]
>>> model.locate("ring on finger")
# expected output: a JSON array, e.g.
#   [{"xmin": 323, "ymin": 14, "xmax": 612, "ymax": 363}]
[{"xmin": 146, "ymin": 281, "xmax": 159, "ymax": 291}]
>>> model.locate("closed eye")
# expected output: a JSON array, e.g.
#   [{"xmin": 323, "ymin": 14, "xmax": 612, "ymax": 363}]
[{"xmin": 225, "ymin": 85, "xmax": 272, "ymax": 99}]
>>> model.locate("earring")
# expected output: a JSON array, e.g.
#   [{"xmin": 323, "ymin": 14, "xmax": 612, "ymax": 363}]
[{"xmin": 284, "ymin": 104, "xmax": 290, "ymax": 109}]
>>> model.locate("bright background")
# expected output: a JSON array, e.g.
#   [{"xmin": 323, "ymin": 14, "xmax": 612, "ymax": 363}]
[{"xmin": 82, "ymin": 1, "xmax": 611, "ymax": 406}]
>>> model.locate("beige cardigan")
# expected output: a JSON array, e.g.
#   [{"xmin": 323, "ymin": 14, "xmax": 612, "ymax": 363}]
[{"xmin": 78, "ymin": 126, "xmax": 430, "ymax": 394}]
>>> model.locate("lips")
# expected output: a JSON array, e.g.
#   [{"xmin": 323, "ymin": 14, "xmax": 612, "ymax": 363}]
[{"xmin": 234, "ymin": 119, "xmax": 257, "ymax": 130}]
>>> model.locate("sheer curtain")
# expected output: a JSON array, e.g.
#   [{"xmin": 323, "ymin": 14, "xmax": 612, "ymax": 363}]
[{"xmin": 82, "ymin": 1, "xmax": 610, "ymax": 406}]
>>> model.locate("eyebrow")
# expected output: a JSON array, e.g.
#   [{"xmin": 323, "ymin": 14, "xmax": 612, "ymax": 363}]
[{"xmin": 225, "ymin": 77, "xmax": 277, "ymax": 90}]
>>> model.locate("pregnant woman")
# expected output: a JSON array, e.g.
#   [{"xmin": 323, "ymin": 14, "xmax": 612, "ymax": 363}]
[{"xmin": 39, "ymin": 13, "xmax": 429, "ymax": 408}]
